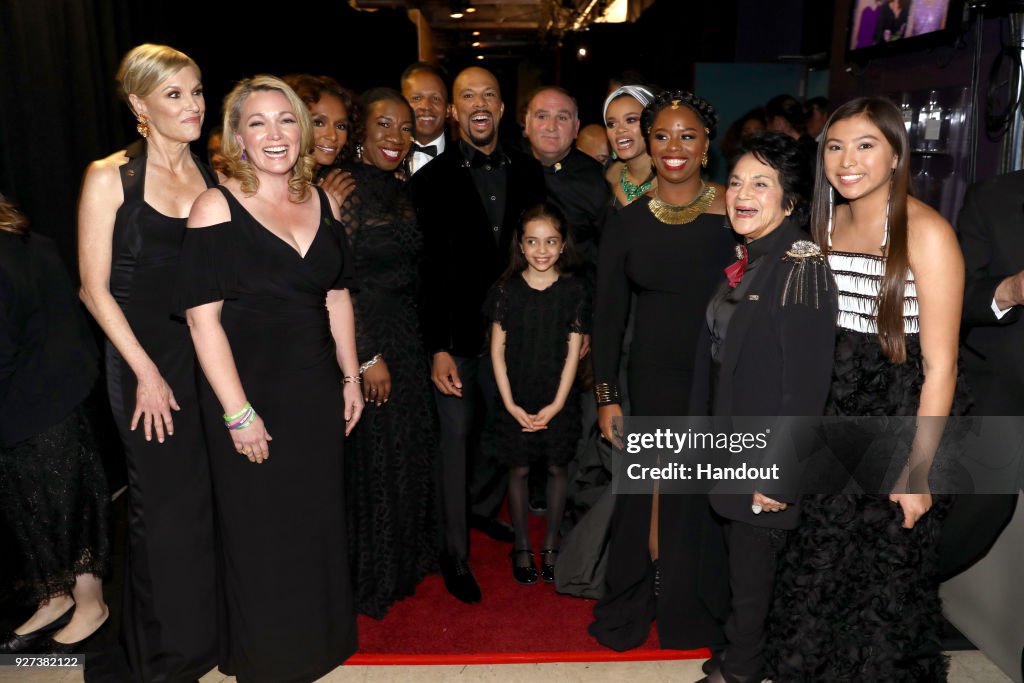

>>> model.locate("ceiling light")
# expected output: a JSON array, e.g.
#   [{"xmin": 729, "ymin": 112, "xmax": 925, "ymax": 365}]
[
  {"xmin": 450, "ymin": 10, "xmax": 464, "ymax": 18},
  {"xmin": 472, "ymin": 41, "xmax": 481, "ymax": 47},
  {"xmin": 577, "ymin": 47, "xmax": 588, "ymax": 57},
  {"xmin": 476, "ymin": 55, "xmax": 485, "ymax": 60},
  {"xmin": 472, "ymin": 31, "xmax": 481, "ymax": 36},
  {"xmin": 465, "ymin": 6, "xmax": 476, "ymax": 12}
]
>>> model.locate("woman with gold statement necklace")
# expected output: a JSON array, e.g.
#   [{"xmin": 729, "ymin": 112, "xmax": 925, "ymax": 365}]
[{"xmin": 590, "ymin": 90, "xmax": 736, "ymax": 653}]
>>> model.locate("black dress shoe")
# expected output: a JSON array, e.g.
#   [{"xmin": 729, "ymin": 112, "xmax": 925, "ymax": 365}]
[
  {"xmin": 469, "ymin": 515, "xmax": 515, "ymax": 542},
  {"xmin": 439, "ymin": 554, "xmax": 482, "ymax": 603},
  {"xmin": 510, "ymin": 549, "xmax": 538, "ymax": 584},
  {"xmin": 540, "ymin": 548, "xmax": 558, "ymax": 583},
  {"xmin": 43, "ymin": 616, "xmax": 110, "ymax": 654},
  {"xmin": 0, "ymin": 605, "xmax": 75, "ymax": 654}
]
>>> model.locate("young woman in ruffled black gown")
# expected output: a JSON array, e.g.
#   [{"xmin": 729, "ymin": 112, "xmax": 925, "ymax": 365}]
[
  {"xmin": 767, "ymin": 97, "xmax": 966, "ymax": 682},
  {"xmin": 336, "ymin": 88, "xmax": 440, "ymax": 618}
]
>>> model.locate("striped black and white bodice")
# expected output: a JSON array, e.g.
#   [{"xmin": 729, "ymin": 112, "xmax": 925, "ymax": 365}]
[{"xmin": 828, "ymin": 251, "xmax": 919, "ymax": 335}]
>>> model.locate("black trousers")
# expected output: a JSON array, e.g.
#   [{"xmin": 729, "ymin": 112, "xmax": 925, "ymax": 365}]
[
  {"xmin": 433, "ymin": 354, "xmax": 503, "ymax": 558},
  {"xmin": 721, "ymin": 520, "xmax": 786, "ymax": 682}
]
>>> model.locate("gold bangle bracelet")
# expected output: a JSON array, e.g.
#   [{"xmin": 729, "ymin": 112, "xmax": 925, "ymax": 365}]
[{"xmin": 594, "ymin": 382, "xmax": 621, "ymax": 406}]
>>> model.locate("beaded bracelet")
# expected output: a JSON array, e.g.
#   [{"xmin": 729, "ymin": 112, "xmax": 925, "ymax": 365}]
[
  {"xmin": 359, "ymin": 353, "xmax": 383, "ymax": 375},
  {"xmin": 343, "ymin": 375, "xmax": 363, "ymax": 385}
]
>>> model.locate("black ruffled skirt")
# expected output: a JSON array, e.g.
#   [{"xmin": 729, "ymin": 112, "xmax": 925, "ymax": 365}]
[{"xmin": 766, "ymin": 330, "xmax": 966, "ymax": 682}]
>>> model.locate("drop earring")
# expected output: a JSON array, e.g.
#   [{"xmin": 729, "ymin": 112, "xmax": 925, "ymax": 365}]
[
  {"xmin": 826, "ymin": 185, "xmax": 835, "ymax": 247},
  {"xmin": 701, "ymin": 152, "xmax": 708, "ymax": 168},
  {"xmin": 136, "ymin": 116, "xmax": 149, "ymax": 139}
]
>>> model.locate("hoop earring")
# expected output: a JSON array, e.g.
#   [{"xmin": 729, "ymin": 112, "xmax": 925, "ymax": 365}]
[
  {"xmin": 355, "ymin": 143, "xmax": 364, "ymax": 161},
  {"xmin": 701, "ymin": 152, "xmax": 708, "ymax": 168},
  {"xmin": 136, "ymin": 116, "xmax": 149, "ymax": 139}
]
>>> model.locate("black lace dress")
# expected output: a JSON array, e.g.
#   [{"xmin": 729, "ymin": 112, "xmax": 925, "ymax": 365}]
[
  {"xmin": 767, "ymin": 251, "xmax": 966, "ymax": 682},
  {"xmin": 482, "ymin": 274, "xmax": 590, "ymax": 466},
  {"xmin": 339, "ymin": 163, "xmax": 440, "ymax": 619}
]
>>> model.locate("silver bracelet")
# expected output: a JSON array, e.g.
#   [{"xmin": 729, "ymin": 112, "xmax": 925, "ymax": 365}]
[
  {"xmin": 343, "ymin": 375, "xmax": 363, "ymax": 385},
  {"xmin": 359, "ymin": 353, "xmax": 383, "ymax": 375}
]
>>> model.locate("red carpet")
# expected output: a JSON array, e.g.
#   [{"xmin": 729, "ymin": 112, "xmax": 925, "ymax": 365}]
[{"xmin": 350, "ymin": 513, "xmax": 711, "ymax": 665}]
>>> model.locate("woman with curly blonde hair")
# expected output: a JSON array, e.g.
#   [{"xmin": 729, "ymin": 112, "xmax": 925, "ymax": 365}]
[{"xmin": 179, "ymin": 75, "xmax": 363, "ymax": 681}]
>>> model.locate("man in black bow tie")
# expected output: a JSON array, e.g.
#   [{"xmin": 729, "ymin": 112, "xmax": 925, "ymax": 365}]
[
  {"xmin": 410, "ymin": 66, "xmax": 546, "ymax": 603},
  {"xmin": 401, "ymin": 62, "xmax": 449, "ymax": 176}
]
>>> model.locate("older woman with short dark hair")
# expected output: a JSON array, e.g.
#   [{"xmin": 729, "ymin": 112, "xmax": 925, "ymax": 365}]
[{"xmin": 690, "ymin": 131, "xmax": 838, "ymax": 683}]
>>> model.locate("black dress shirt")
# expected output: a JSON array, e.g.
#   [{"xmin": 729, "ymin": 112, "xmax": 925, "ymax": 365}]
[
  {"xmin": 541, "ymin": 147, "xmax": 610, "ymax": 277},
  {"xmin": 460, "ymin": 140, "xmax": 509, "ymax": 244}
]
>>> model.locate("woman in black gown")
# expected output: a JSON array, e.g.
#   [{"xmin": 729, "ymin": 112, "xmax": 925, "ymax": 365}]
[
  {"xmin": 78, "ymin": 44, "xmax": 217, "ymax": 680},
  {"xmin": 0, "ymin": 194, "xmax": 110, "ymax": 654},
  {"xmin": 337, "ymin": 88, "xmax": 439, "ymax": 618},
  {"xmin": 180, "ymin": 75, "xmax": 362, "ymax": 683},
  {"xmin": 590, "ymin": 91, "xmax": 735, "ymax": 651},
  {"xmin": 768, "ymin": 97, "xmax": 965, "ymax": 681}
]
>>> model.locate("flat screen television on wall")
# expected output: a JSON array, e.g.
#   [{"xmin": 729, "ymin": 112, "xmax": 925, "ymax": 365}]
[{"xmin": 847, "ymin": 0, "xmax": 966, "ymax": 60}]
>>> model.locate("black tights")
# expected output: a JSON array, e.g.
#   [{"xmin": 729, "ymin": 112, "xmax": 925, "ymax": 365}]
[{"xmin": 508, "ymin": 463, "xmax": 567, "ymax": 566}]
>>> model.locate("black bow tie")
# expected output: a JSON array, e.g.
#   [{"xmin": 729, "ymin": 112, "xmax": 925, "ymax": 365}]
[{"xmin": 414, "ymin": 143, "xmax": 438, "ymax": 158}]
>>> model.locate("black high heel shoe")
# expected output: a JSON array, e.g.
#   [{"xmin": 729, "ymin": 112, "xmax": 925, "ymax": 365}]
[
  {"xmin": 540, "ymin": 548, "xmax": 558, "ymax": 583},
  {"xmin": 0, "ymin": 605, "xmax": 75, "ymax": 654},
  {"xmin": 43, "ymin": 614, "xmax": 110, "ymax": 654},
  {"xmin": 510, "ymin": 549, "xmax": 538, "ymax": 585}
]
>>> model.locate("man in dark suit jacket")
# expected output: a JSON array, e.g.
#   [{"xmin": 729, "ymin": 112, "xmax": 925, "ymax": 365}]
[
  {"xmin": 401, "ymin": 62, "xmax": 449, "ymax": 177},
  {"xmin": 410, "ymin": 66, "xmax": 546, "ymax": 603},
  {"xmin": 957, "ymin": 170, "xmax": 1024, "ymax": 415},
  {"xmin": 942, "ymin": 171, "xmax": 1023, "ymax": 580}
]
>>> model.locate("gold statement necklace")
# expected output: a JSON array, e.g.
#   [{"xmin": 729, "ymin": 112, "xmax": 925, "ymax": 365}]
[{"xmin": 648, "ymin": 180, "xmax": 716, "ymax": 225}]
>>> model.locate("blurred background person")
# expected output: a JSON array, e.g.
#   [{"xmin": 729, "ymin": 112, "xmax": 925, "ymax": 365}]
[
  {"xmin": 805, "ymin": 96, "xmax": 832, "ymax": 141},
  {"xmin": 576, "ymin": 123, "xmax": 611, "ymax": 166},
  {"xmin": 719, "ymin": 107, "xmax": 767, "ymax": 165},
  {"xmin": 765, "ymin": 94, "xmax": 817, "ymax": 174},
  {"xmin": 0, "ymin": 193, "xmax": 110, "ymax": 654},
  {"xmin": 77, "ymin": 43, "xmax": 218, "ymax": 681},
  {"xmin": 207, "ymin": 125, "xmax": 228, "ymax": 177}
]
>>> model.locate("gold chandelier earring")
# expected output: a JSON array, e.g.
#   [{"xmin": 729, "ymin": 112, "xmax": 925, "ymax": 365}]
[
  {"xmin": 136, "ymin": 116, "xmax": 150, "ymax": 139},
  {"xmin": 701, "ymin": 152, "xmax": 708, "ymax": 168}
]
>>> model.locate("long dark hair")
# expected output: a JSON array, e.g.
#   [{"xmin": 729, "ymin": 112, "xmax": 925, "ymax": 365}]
[
  {"xmin": 500, "ymin": 202, "xmax": 579, "ymax": 281},
  {"xmin": 811, "ymin": 96, "xmax": 911, "ymax": 363}
]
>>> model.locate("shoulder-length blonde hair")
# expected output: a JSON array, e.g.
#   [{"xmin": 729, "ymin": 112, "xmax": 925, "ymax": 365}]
[
  {"xmin": 116, "ymin": 44, "xmax": 199, "ymax": 113},
  {"xmin": 0, "ymin": 192, "xmax": 29, "ymax": 235},
  {"xmin": 221, "ymin": 75, "xmax": 314, "ymax": 200},
  {"xmin": 810, "ymin": 96, "xmax": 911, "ymax": 363}
]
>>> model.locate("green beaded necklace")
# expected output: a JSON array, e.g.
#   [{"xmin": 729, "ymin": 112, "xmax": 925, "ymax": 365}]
[{"xmin": 620, "ymin": 165, "xmax": 653, "ymax": 203}]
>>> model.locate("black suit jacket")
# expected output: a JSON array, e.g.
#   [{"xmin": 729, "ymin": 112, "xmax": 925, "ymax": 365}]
[
  {"xmin": 411, "ymin": 142, "xmax": 546, "ymax": 357},
  {"xmin": 692, "ymin": 221, "xmax": 838, "ymax": 528},
  {"xmin": 956, "ymin": 170, "xmax": 1024, "ymax": 415}
]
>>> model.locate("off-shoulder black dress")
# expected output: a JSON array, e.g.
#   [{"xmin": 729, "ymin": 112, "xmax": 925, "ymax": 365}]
[{"xmin": 178, "ymin": 186, "xmax": 357, "ymax": 683}]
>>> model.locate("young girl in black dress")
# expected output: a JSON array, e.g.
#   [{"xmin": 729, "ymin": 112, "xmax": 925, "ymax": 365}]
[{"xmin": 484, "ymin": 202, "xmax": 589, "ymax": 585}]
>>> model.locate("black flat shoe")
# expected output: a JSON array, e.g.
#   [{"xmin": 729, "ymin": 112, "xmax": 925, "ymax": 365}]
[
  {"xmin": 540, "ymin": 548, "xmax": 558, "ymax": 583},
  {"xmin": 43, "ymin": 615, "xmax": 109, "ymax": 654},
  {"xmin": 510, "ymin": 549, "xmax": 538, "ymax": 585},
  {"xmin": 0, "ymin": 605, "xmax": 75, "ymax": 654}
]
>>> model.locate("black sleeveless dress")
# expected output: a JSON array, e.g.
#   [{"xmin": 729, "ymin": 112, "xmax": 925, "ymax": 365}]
[
  {"xmin": 177, "ymin": 186, "xmax": 358, "ymax": 683},
  {"xmin": 104, "ymin": 139, "xmax": 218, "ymax": 682}
]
